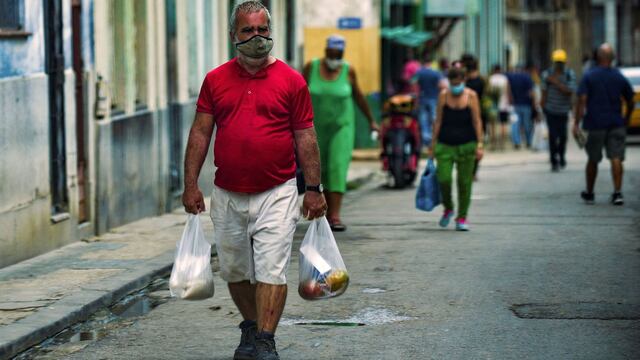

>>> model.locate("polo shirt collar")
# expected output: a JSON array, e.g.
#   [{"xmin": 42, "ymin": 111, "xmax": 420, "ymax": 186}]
[{"xmin": 234, "ymin": 57, "xmax": 277, "ymax": 79}]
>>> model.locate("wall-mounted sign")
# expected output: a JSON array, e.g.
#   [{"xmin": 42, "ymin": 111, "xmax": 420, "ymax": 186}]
[
  {"xmin": 337, "ymin": 17, "xmax": 362, "ymax": 30},
  {"xmin": 425, "ymin": 0, "xmax": 467, "ymax": 17}
]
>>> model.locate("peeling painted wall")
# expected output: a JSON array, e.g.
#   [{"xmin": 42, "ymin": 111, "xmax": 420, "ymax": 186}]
[
  {"xmin": 302, "ymin": 0, "xmax": 380, "ymax": 28},
  {"xmin": 0, "ymin": 0, "xmax": 82, "ymax": 268},
  {"xmin": 0, "ymin": 70, "xmax": 80, "ymax": 268},
  {"xmin": 0, "ymin": 0, "xmax": 45, "ymax": 78},
  {"xmin": 301, "ymin": 0, "xmax": 381, "ymax": 93}
]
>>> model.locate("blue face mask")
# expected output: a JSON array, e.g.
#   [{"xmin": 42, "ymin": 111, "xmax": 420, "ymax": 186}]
[{"xmin": 450, "ymin": 83, "xmax": 465, "ymax": 96}]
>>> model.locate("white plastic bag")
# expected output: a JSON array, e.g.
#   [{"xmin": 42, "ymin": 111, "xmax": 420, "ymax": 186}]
[
  {"xmin": 169, "ymin": 214, "xmax": 214, "ymax": 300},
  {"xmin": 509, "ymin": 111, "xmax": 519, "ymax": 124},
  {"xmin": 532, "ymin": 121, "xmax": 549, "ymax": 152},
  {"xmin": 298, "ymin": 217, "xmax": 349, "ymax": 300}
]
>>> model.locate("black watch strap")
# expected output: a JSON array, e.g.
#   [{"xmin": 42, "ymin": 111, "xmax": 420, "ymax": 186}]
[{"xmin": 305, "ymin": 184, "xmax": 323, "ymax": 193}]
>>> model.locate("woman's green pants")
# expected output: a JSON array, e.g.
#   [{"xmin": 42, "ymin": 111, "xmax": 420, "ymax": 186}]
[{"xmin": 434, "ymin": 142, "xmax": 477, "ymax": 219}]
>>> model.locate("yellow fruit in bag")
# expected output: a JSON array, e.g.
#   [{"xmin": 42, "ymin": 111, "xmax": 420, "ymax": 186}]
[{"xmin": 325, "ymin": 269, "xmax": 349, "ymax": 292}]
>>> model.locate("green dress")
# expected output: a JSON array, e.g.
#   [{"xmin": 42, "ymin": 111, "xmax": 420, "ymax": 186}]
[{"xmin": 308, "ymin": 58, "xmax": 355, "ymax": 193}]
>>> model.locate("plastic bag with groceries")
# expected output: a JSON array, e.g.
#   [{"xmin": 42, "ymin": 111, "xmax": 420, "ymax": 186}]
[
  {"xmin": 298, "ymin": 217, "xmax": 349, "ymax": 300},
  {"xmin": 169, "ymin": 214, "xmax": 215, "ymax": 300}
]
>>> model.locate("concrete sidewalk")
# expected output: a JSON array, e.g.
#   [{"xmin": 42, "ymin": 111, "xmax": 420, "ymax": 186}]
[
  {"xmin": 0, "ymin": 143, "xmax": 584, "ymax": 359},
  {"xmin": 0, "ymin": 164, "xmax": 380, "ymax": 359}
]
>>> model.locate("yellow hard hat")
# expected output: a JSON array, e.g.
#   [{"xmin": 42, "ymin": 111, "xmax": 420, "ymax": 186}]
[{"xmin": 552, "ymin": 49, "xmax": 567, "ymax": 63}]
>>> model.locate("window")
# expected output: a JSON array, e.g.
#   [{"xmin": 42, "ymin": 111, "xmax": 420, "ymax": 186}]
[
  {"xmin": 0, "ymin": 0, "xmax": 31, "ymax": 37},
  {"xmin": 187, "ymin": 2, "xmax": 202, "ymax": 97},
  {"xmin": 110, "ymin": 0, "xmax": 148, "ymax": 113},
  {"xmin": 285, "ymin": 0, "xmax": 295, "ymax": 63},
  {"xmin": 0, "ymin": 0, "xmax": 23, "ymax": 31}
]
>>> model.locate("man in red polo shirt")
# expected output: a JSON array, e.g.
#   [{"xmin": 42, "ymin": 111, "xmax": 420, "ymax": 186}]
[{"xmin": 182, "ymin": 2, "xmax": 326, "ymax": 359}]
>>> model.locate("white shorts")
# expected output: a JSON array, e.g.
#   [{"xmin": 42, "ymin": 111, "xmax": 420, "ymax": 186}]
[{"xmin": 210, "ymin": 178, "xmax": 300, "ymax": 285}]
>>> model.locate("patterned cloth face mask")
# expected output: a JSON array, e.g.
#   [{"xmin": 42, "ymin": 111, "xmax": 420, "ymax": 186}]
[{"xmin": 235, "ymin": 35, "xmax": 274, "ymax": 59}]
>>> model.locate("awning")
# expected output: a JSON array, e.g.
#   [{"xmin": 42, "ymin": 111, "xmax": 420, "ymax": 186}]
[{"xmin": 380, "ymin": 25, "xmax": 433, "ymax": 47}]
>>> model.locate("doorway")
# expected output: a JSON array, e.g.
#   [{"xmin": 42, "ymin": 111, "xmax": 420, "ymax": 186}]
[
  {"xmin": 71, "ymin": 0, "xmax": 88, "ymax": 223},
  {"xmin": 44, "ymin": 0, "xmax": 69, "ymax": 216}
]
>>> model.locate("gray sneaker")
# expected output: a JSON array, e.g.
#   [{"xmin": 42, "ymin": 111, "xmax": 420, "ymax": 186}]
[
  {"xmin": 234, "ymin": 320, "xmax": 257, "ymax": 360},
  {"xmin": 255, "ymin": 333, "xmax": 279, "ymax": 360}
]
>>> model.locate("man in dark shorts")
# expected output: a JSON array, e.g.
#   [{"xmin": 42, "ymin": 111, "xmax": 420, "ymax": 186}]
[{"xmin": 574, "ymin": 43, "xmax": 634, "ymax": 205}]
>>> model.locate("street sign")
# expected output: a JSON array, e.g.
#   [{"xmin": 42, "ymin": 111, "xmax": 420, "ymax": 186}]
[
  {"xmin": 424, "ymin": 0, "xmax": 467, "ymax": 16},
  {"xmin": 338, "ymin": 17, "xmax": 362, "ymax": 30}
]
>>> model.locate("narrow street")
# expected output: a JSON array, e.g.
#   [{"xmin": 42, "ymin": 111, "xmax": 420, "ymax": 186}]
[{"xmin": 32, "ymin": 145, "xmax": 640, "ymax": 360}]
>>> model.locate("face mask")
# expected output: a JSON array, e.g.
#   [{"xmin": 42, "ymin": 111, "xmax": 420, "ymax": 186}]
[
  {"xmin": 325, "ymin": 58, "xmax": 343, "ymax": 70},
  {"xmin": 450, "ymin": 83, "xmax": 465, "ymax": 96},
  {"xmin": 235, "ymin": 35, "xmax": 274, "ymax": 59}
]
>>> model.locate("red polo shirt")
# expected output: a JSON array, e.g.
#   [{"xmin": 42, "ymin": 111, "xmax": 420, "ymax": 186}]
[{"xmin": 196, "ymin": 58, "xmax": 314, "ymax": 193}]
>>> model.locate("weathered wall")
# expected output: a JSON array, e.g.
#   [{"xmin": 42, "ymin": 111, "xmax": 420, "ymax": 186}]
[
  {"xmin": 0, "ymin": 70, "xmax": 81, "ymax": 268},
  {"xmin": 0, "ymin": 0, "xmax": 83, "ymax": 267},
  {"xmin": 95, "ymin": 111, "xmax": 165, "ymax": 231},
  {"xmin": 301, "ymin": 0, "xmax": 381, "ymax": 94}
]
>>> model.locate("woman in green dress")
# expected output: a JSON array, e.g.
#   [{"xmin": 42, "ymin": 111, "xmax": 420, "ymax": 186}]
[{"xmin": 303, "ymin": 35, "xmax": 378, "ymax": 232}]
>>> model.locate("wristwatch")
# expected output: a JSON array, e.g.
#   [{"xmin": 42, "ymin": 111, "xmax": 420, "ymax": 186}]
[{"xmin": 305, "ymin": 184, "xmax": 324, "ymax": 193}]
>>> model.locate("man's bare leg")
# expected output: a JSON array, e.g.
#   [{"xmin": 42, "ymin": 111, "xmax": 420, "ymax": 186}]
[
  {"xmin": 610, "ymin": 158, "xmax": 623, "ymax": 192},
  {"xmin": 256, "ymin": 283, "xmax": 287, "ymax": 333},
  {"xmin": 586, "ymin": 160, "xmax": 598, "ymax": 193},
  {"xmin": 228, "ymin": 281, "xmax": 257, "ymax": 321}
]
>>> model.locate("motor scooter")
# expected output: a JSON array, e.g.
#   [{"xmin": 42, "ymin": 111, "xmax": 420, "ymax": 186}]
[{"xmin": 379, "ymin": 94, "xmax": 421, "ymax": 188}]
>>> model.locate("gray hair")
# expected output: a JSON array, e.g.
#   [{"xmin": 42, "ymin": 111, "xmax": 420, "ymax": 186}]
[{"xmin": 229, "ymin": 1, "xmax": 271, "ymax": 37}]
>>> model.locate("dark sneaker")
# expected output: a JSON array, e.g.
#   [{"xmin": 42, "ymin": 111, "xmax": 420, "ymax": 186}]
[
  {"xmin": 559, "ymin": 159, "xmax": 567, "ymax": 169},
  {"xmin": 234, "ymin": 320, "xmax": 257, "ymax": 360},
  {"xmin": 611, "ymin": 192, "xmax": 624, "ymax": 206},
  {"xmin": 580, "ymin": 191, "xmax": 595, "ymax": 205},
  {"xmin": 255, "ymin": 332, "xmax": 279, "ymax": 360},
  {"xmin": 551, "ymin": 164, "xmax": 560, "ymax": 172}
]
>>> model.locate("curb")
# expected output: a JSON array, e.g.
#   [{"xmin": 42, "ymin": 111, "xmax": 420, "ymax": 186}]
[
  {"xmin": 0, "ymin": 167, "xmax": 378, "ymax": 359},
  {"xmin": 0, "ymin": 253, "xmax": 173, "ymax": 359}
]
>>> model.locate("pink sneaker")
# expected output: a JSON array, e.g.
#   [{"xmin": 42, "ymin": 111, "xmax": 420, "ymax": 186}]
[
  {"xmin": 455, "ymin": 218, "xmax": 469, "ymax": 231},
  {"xmin": 439, "ymin": 210, "xmax": 454, "ymax": 228}
]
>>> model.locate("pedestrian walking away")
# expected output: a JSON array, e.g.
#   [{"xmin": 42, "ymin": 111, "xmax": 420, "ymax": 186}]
[
  {"xmin": 508, "ymin": 64, "xmax": 536, "ymax": 149},
  {"xmin": 182, "ymin": 2, "xmax": 327, "ymax": 359},
  {"xmin": 541, "ymin": 49, "xmax": 576, "ymax": 172},
  {"xmin": 488, "ymin": 64, "xmax": 512, "ymax": 149},
  {"xmin": 303, "ymin": 34, "xmax": 378, "ymax": 232},
  {"xmin": 429, "ymin": 65, "xmax": 484, "ymax": 231},
  {"xmin": 415, "ymin": 50, "xmax": 447, "ymax": 147},
  {"xmin": 461, "ymin": 55, "xmax": 487, "ymax": 180},
  {"xmin": 574, "ymin": 43, "xmax": 634, "ymax": 206}
]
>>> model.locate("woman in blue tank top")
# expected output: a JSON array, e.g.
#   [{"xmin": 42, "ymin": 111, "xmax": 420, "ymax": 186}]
[{"xmin": 429, "ymin": 65, "xmax": 485, "ymax": 231}]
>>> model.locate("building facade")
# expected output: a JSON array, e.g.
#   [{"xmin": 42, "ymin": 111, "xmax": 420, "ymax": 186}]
[
  {"xmin": 0, "ymin": 0, "xmax": 302, "ymax": 268},
  {"xmin": 505, "ymin": 0, "xmax": 640, "ymax": 74}
]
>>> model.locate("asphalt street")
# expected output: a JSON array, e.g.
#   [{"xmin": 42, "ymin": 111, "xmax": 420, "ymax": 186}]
[{"xmin": 32, "ymin": 144, "xmax": 640, "ymax": 360}]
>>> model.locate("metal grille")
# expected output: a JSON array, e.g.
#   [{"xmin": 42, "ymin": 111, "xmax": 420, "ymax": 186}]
[{"xmin": 0, "ymin": 0, "xmax": 23, "ymax": 30}]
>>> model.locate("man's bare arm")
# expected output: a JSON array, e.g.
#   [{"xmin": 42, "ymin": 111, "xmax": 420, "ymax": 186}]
[
  {"xmin": 294, "ymin": 127, "xmax": 321, "ymax": 187},
  {"xmin": 294, "ymin": 126, "xmax": 326, "ymax": 220},
  {"xmin": 624, "ymin": 97, "xmax": 634, "ymax": 126},
  {"xmin": 182, "ymin": 112, "xmax": 215, "ymax": 213},
  {"xmin": 574, "ymin": 95, "xmax": 587, "ymax": 127},
  {"xmin": 573, "ymin": 95, "xmax": 587, "ymax": 136}
]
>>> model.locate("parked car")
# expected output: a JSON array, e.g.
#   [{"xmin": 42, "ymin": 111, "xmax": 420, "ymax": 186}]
[{"xmin": 620, "ymin": 67, "xmax": 640, "ymax": 134}]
